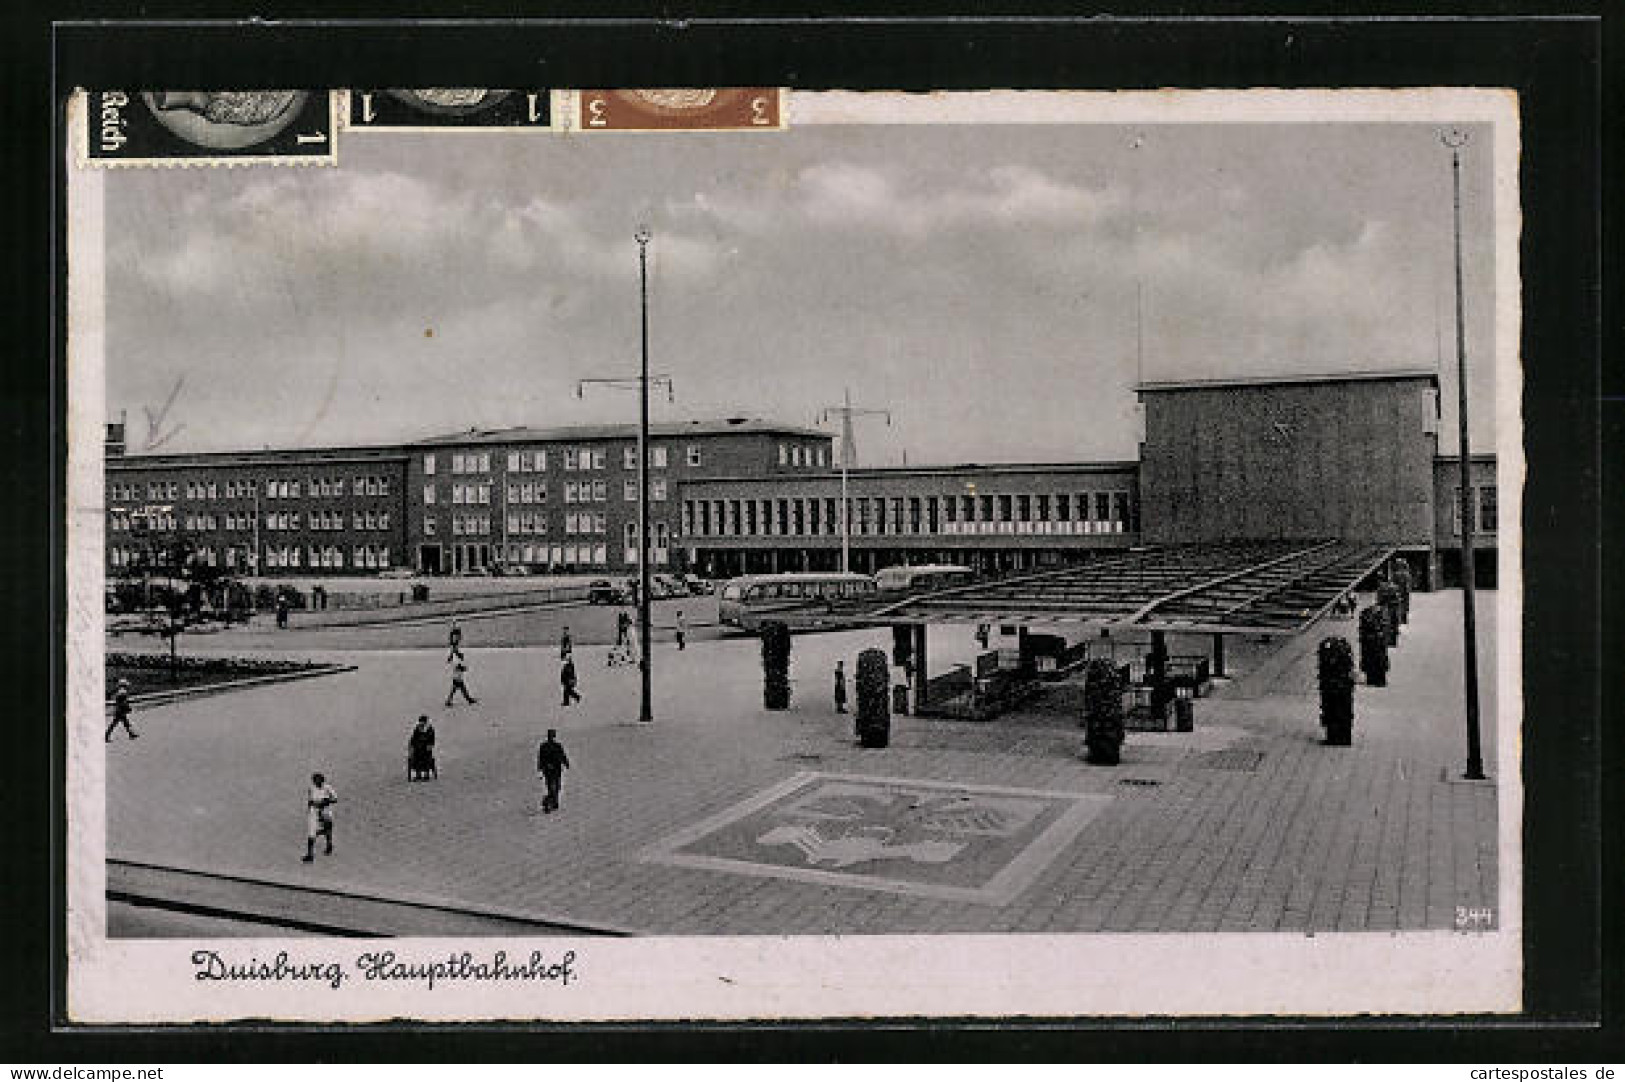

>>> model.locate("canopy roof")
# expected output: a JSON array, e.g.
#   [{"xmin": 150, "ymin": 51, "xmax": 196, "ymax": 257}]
[{"xmin": 824, "ymin": 540, "xmax": 1394, "ymax": 636}]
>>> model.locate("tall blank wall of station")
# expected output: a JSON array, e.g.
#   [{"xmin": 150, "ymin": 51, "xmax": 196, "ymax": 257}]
[{"xmin": 1139, "ymin": 380, "xmax": 1438, "ymax": 546}]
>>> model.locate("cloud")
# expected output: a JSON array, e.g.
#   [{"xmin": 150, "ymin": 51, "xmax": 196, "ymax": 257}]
[{"xmin": 793, "ymin": 162, "xmax": 1124, "ymax": 237}]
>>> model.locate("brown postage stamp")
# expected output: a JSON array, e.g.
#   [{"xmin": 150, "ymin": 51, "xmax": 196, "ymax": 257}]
[{"xmin": 576, "ymin": 88, "xmax": 784, "ymax": 131}]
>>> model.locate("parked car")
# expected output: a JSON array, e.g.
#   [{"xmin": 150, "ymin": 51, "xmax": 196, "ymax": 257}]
[
  {"xmin": 494, "ymin": 565, "xmax": 530, "ymax": 577},
  {"xmin": 378, "ymin": 568, "xmax": 416, "ymax": 580},
  {"xmin": 588, "ymin": 580, "xmax": 628, "ymax": 605},
  {"xmin": 463, "ymin": 567, "xmax": 491, "ymax": 577},
  {"xmin": 682, "ymin": 574, "xmax": 714, "ymax": 596},
  {"xmin": 652, "ymin": 574, "xmax": 688, "ymax": 599}
]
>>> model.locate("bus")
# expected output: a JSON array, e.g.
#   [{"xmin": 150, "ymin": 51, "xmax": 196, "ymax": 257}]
[
  {"xmin": 718, "ymin": 572, "xmax": 880, "ymax": 631},
  {"xmin": 873, "ymin": 564, "xmax": 975, "ymax": 593}
]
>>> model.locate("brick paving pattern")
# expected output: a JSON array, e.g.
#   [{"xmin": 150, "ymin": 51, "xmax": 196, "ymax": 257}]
[{"xmin": 103, "ymin": 590, "xmax": 1500, "ymax": 934}]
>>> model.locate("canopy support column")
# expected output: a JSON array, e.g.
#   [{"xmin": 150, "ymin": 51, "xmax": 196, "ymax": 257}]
[{"xmin": 1211, "ymin": 633, "xmax": 1227, "ymax": 678}]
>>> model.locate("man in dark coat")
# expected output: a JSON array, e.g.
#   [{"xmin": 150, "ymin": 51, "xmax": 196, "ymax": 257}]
[
  {"xmin": 105, "ymin": 678, "xmax": 139, "ymax": 741},
  {"xmin": 560, "ymin": 655, "xmax": 581, "ymax": 706},
  {"xmin": 536, "ymin": 729, "xmax": 571, "ymax": 813}
]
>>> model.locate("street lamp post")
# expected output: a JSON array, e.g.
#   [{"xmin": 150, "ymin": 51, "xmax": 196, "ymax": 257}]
[
  {"xmin": 1444, "ymin": 128, "xmax": 1485, "ymax": 782},
  {"xmin": 820, "ymin": 388, "xmax": 890, "ymax": 575},
  {"xmin": 634, "ymin": 225, "xmax": 653, "ymax": 723},
  {"xmin": 578, "ymin": 227, "xmax": 671, "ymax": 724}
]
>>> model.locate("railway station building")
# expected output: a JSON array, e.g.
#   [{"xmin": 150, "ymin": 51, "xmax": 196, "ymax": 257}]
[{"xmin": 102, "ymin": 370, "xmax": 1496, "ymax": 588}]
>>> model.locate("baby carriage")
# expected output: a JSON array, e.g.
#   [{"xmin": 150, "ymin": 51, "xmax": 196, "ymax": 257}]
[{"xmin": 407, "ymin": 725, "xmax": 438, "ymax": 780}]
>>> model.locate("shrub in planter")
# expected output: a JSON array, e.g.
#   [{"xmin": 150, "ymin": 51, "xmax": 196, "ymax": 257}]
[
  {"xmin": 759, "ymin": 620, "xmax": 792, "ymax": 710},
  {"xmin": 1358, "ymin": 605, "xmax": 1389, "ymax": 687},
  {"xmin": 1316, "ymin": 636, "xmax": 1356, "ymax": 746},
  {"xmin": 1082, "ymin": 657, "xmax": 1126, "ymax": 766},
  {"xmin": 1375, "ymin": 581, "xmax": 1402, "ymax": 645},
  {"xmin": 1390, "ymin": 559, "xmax": 1413, "ymax": 624},
  {"xmin": 855, "ymin": 647, "xmax": 891, "ymax": 748}
]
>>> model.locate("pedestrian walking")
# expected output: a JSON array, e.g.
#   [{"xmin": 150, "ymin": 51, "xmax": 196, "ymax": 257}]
[
  {"xmin": 104, "ymin": 678, "xmax": 139, "ymax": 741},
  {"xmin": 675, "ymin": 609, "xmax": 687, "ymax": 651},
  {"xmin": 560, "ymin": 655, "xmax": 582, "ymax": 706},
  {"xmin": 615, "ymin": 610, "xmax": 631, "ymax": 648},
  {"xmin": 407, "ymin": 714, "xmax": 437, "ymax": 780},
  {"xmin": 834, "ymin": 660, "xmax": 848, "ymax": 714},
  {"xmin": 275, "ymin": 595, "xmax": 289, "ymax": 630},
  {"xmin": 559, "ymin": 625, "xmax": 573, "ymax": 660},
  {"xmin": 447, "ymin": 619, "xmax": 464, "ymax": 662},
  {"xmin": 445, "ymin": 657, "xmax": 478, "ymax": 706},
  {"xmin": 302, "ymin": 772, "xmax": 337, "ymax": 862},
  {"xmin": 536, "ymin": 729, "xmax": 571, "ymax": 813}
]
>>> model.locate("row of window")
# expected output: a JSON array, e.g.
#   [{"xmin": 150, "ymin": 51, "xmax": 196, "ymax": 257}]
[
  {"xmin": 507, "ymin": 512, "xmax": 548, "ymax": 536},
  {"xmin": 263, "ymin": 544, "xmax": 393, "ymax": 569},
  {"xmin": 482, "ymin": 543, "xmax": 674, "ymax": 568},
  {"xmin": 449, "ymin": 514, "xmax": 493, "ymax": 536},
  {"xmin": 265, "ymin": 477, "xmax": 391, "ymax": 499},
  {"xmin": 425, "ymin": 444, "xmax": 702, "ymax": 478},
  {"xmin": 107, "ymin": 544, "xmax": 392, "ymax": 570},
  {"xmin": 1452, "ymin": 486, "xmax": 1499, "ymax": 534},
  {"xmin": 778, "ymin": 444, "xmax": 828, "ymax": 468},
  {"xmin": 565, "ymin": 512, "xmax": 608, "ymax": 535},
  {"xmin": 264, "ymin": 511, "xmax": 391, "ymax": 531},
  {"xmin": 682, "ymin": 491, "xmax": 1138, "ymax": 539}
]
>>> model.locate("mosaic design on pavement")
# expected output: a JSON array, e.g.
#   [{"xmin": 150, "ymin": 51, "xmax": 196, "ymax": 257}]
[{"xmin": 640, "ymin": 772, "xmax": 1112, "ymax": 904}]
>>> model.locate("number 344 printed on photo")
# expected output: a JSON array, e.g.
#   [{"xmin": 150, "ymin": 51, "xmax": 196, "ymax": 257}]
[{"xmin": 1454, "ymin": 905, "xmax": 1495, "ymax": 931}]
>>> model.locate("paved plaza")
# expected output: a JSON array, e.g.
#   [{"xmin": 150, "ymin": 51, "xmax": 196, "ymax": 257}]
[{"xmin": 103, "ymin": 589, "xmax": 1501, "ymax": 936}]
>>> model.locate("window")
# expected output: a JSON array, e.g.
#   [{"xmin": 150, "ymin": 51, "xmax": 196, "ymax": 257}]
[
  {"xmin": 625, "ymin": 479, "xmax": 638, "ymax": 501},
  {"xmin": 791, "ymin": 446, "xmax": 802, "ymax": 467},
  {"xmin": 816, "ymin": 447, "xmax": 826, "ymax": 467},
  {"xmin": 478, "ymin": 483, "xmax": 491, "ymax": 505},
  {"xmin": 564, "ymin": 449, "xmax": 578, "ymax": 471},
  {"xmin": 593, "ymin": 513, "xmax": 606, "ymax": 534},
  {"xmin": 592, "ymin": 480, "xmax": 607, "ymax": 501},
  {"xmin": 1113, "ymin": 492, "xmax": 1130, "ymax": 527},
  {"xmin": 424, "ymin": 517, "xmax": 437, "ymax": 536},
  {"xmin": 507, "ymin": 452, "xmax": 521, "ymax": 472},
  {"xmin": 623, "ymin": 447, "xmax": 638, "ymax": 470},
  {"xmin": 651, "ymin": 446, "xmax": 667, "ymax": 469},
  {"xmin": 909, "ymin": 498, "xmax": 922, "ymax": 533},
  {"xmin": 478, "ymin": 454, "xmax": 491, "ymax": 473},
  {"xmin": 779, "ymin": 444, "xmax": 788, "ymax": 466},
  {"xmin": 424, "ymin": 454, "xmax": 437, "ymax": 475},
  {"xmin": 651, "ymin": 479, "xmax": 667, "ymax": 502},
  {"xmin": 1478, "ymin": 486, "xmax": 1498, "ymax": 532},
  {"xmin": 686, "ymin": 445, "xmax": 702, "ymax": 467},
  {"xmin": 576, "ymin": 446, "xmax": 593, "ymax": 469},
  {"xmin": 564, "ymin": 481, "xmax": 578, "ymax": 503},
  {"xmin": 532, "ymin": 450, "xmax": 547, "ymax": 471},
  {"xmin": 592, "ymin": 449, "xmax": 606, "ymax": 470}
]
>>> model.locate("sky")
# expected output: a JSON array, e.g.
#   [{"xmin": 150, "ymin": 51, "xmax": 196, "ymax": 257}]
[{"xmin": 102, "ymin": 117, "xmax": 1500, "ymax": 464}]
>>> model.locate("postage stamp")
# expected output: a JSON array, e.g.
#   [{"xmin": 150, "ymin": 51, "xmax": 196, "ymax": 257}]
[
  {"xmin": 576, "ymin": 88, "xmax": 784, "ymax": 131},
  {"xmin": 64, "ymin": 86, "xmax": 1525, "ymax": 1024},
  {"xmin": 81, "ymin": 90, "xmax": 337, "ymax": 167},
  {"xmin": 345, "ymin": 89, "xmax": 554, "ymax": 131}
]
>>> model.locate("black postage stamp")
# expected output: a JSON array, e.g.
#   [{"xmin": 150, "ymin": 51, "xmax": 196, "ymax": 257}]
[
  {"xmin": 346, "ymin": 89, "xmax": 552, "ymax": 130},
  {"xmin": 83, "ymin": 91, "xmax": 337, "ymax": 166}
]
